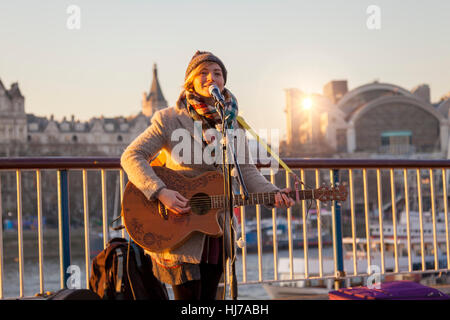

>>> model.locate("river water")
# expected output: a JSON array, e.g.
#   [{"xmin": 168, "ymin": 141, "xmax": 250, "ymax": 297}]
[{"xmin": 2, "ymin": 243, "xmax": 333, "ymax": 300}]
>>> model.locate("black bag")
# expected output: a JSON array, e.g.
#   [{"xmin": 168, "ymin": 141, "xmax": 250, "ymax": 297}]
[
  {"xmin": 20, "ymin": 289, "xmax": 101, "ymax": 300},
  {"xmin": 46, "ymin": 289, "xmax": 101, "ymax": 300},
  {"xmin": 89, "ymin": 237, "xmax": 168, "ymax": 300}
]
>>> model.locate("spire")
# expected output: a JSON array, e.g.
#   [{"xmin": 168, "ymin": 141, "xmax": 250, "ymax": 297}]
[
  {"xmin": 153, "ymin": 63, "xmax": 157, "ymax": 78},
  {"xmin": 147, "ymin": 64, "xmax": 166, "ymax": 102},
  {"xmin": 142, "ymin": 63, "xmax": 168, "ymax": 117}
]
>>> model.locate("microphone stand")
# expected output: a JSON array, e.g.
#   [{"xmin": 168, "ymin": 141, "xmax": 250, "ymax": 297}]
[{"xmin": 214, "ymin": 100, "xmax": 247, "ymax": 300}]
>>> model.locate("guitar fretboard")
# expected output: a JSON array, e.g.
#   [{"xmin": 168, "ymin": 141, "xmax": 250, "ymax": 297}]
[{"xmin": 209, "ymin": 190, "xmax": 314, "ymax": 209}]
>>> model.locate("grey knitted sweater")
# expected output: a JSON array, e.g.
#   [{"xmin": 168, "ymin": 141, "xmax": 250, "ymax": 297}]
[{"xmin": 120, "ymin": 102, "xmax": 278, "ymax": 266}]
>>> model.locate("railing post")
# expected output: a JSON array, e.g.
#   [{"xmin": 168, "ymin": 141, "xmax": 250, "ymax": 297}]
[
  {"xmin": 57, "ymin": 169, "xmax": 71, "ymax": 288},
  {"xmin": 0, "ymin": 174, "xmax": 3, "ymax": 299},
  {"xmin": 331, "ymin": 169, "xmax": 345, "ymax": 289},
  {"xmin": 16, "ymin": 170, "xmax": 24, "ymax": 297}
]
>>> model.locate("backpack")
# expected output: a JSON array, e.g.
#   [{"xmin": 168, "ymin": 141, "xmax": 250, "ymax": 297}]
[
  {"xmin": 23, "ymin": 289, "xmax": 101, "ymax": 300},
  {"xmin": 46, "ymin": 289, "xmax": 101, "ymax": 300},
  {"xmin": 89, "ymin": 237, "xmax": 169, "ymax": 300}
]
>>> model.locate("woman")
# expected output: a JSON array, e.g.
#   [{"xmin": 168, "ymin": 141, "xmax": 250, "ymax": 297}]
[{"xmin": 120, "ymin": 51, "xmax": 295, "ymax": 300}]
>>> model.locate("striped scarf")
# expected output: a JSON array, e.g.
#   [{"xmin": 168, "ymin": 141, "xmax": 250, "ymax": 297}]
[{"xmin": 178, "ymin": 89, "xmax": 239, "ymax": 143}]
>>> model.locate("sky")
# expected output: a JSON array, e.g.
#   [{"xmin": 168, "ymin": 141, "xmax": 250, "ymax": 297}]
[{"xmin": 1, "ymin": 0, "xmax": 449, "ymax": 139}]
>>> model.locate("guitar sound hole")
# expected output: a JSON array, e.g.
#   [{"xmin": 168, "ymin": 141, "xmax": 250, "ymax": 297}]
[{"xmin": 189, "ymin": 193, "xmax": 211, "ymax": 215}]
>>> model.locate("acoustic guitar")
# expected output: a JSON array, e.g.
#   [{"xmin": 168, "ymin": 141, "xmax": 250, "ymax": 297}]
[{"xmin": 121, "ymin": 165, "xmax": 348, "ymax": 253}]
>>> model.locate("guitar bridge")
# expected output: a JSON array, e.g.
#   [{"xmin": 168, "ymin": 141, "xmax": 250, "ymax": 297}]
[{"xmin": 158, "ymin": 201, "xmax": 169, "ymax": 220}]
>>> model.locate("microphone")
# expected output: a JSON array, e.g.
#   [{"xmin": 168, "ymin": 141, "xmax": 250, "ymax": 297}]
[{"xmin": 208, "ymin": 85, "xmax": 226, "ymax": 109}]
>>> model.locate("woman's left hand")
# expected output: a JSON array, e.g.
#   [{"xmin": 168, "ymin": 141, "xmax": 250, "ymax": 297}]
[{"xmin": 274, "ymin": 188, "xmax": 295, "ymax": 208}]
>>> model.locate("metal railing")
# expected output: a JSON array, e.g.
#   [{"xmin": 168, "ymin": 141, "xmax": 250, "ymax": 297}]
[
  {"xmin": 235, "ymin": 159, "xmax": 450, "ymax": 295},
  {"xmin": 0, "ymin": 157, "xmax": 125, "ymax": 299},
  {"xmin": 0, "ymin": 157, "xmax": 449, "ymax": 299}
]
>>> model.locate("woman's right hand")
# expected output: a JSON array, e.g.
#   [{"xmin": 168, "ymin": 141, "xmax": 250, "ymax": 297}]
[{"xmin": 157, "ymin": 188, "xmax": 191, "ymax": 215}]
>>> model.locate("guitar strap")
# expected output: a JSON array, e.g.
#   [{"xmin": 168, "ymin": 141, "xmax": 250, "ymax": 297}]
[
  {"xmin": 237, "ymin": 115, "xmax": 318, "ymax": 231},
  {"xmin": 236, "ymin": 116, "xmax": 306, "ymax": 202}
]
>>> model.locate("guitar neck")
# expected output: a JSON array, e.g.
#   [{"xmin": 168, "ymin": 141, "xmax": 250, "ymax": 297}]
[{"xmin": 210, "ymin": 190, "xmax": 314, "ymax": 209}]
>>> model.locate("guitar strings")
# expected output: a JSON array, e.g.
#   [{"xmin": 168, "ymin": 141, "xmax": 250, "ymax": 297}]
[
  {"xmin": 186, "ymin": 191, "xmax": 314, "ymax": 207},
  {"xmin": 187, "ymin": 191, "xmax": 312, "ymax": 204},
  {"xmin": 187, "ymin": 194, "xmax": 280, "ymax": 206}
]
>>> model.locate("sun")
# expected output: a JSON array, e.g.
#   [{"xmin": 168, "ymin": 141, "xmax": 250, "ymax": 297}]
[{"xmin": 302, "ymin": 97, "xmax": 312, "ymax": 110}]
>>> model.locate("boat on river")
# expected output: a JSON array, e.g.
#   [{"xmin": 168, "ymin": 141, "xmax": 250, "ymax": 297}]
[{"xmin": 264, "ymin": 211, "xmax": 450, "ymax": 299}]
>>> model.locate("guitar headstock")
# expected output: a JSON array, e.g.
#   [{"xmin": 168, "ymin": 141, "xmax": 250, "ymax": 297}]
[{"xmin": 313, "ymin": 183, "xmax": 348, "ymax": 202}]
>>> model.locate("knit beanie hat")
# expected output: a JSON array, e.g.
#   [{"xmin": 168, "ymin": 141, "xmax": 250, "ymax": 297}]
[{"xmin": 185, "ymin": 50, "xmax": 228, "ymax": 84}]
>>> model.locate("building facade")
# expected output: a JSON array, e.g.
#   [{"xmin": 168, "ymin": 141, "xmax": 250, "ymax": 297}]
[
  {"xmin": 283, "ymin": 80, "xmax": 450, "ymax": 216},
  {"xmin": 283, "ymin": 80, "xmax": 450, "ymax": 159},
  {"xmin": 0, "ymin": 65, "xmax": 168, "ymax": 157}
]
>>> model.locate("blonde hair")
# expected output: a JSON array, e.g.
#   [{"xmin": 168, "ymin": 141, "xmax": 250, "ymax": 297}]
[{"xmin": 183, "ymin": 61, "xmax": 216, "ymax": 92}]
